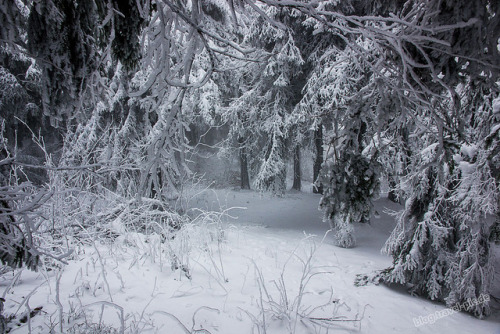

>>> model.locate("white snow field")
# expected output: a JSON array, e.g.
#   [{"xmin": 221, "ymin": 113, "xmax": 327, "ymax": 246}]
[{"xmin": 2, "ymin": 189, "xmax": 499, "ymax": 333}]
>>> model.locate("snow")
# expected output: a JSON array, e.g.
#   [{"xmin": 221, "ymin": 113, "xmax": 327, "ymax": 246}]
[
  {"xmin": 459, "ymin": 144, "xmax": 477, "ymax": 160},
  {"xmin": 493, "ymin": 96, "xmax": 500, "ymax": 115},
  {"xmin": 2, "ymin": 189, "xmax": 499, "ymax": 333}
]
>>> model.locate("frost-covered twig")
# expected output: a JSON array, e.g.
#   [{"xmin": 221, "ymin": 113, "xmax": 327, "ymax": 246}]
[
  {"xmin": 82, "ymin": 301, "xmax": 125, "ymax": 334},
  {"xmin": 150, "ymin": 308, "xmax": 219, "ymax": 334},
  {"xmin": 248, "ymin": 239, "xmax": 349, "ymax": 334},
  {"xmin": 55, "ymin": 269, "xmax": 64, "ymax": 333},
  {"xmin": 1, "ymin": 269, "xmax": 23, "ymax": 300},
  {"xmin": 92, "ymin": 243, "xmax": 113, "ymax": 302}
]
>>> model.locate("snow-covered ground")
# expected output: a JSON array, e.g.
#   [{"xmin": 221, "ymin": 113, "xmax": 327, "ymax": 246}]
[{"xmin": 2, "ymin": 189, "xmax": 499, "ymax": 333}]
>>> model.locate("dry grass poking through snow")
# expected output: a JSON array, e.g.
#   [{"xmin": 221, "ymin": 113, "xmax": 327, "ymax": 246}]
[
  {"xmin": 2, "ymin": 189, "xmax": 499, "ymax": 334},
  {"xmin": 0, "ymin": 197, "xmax": 361, "ymax": 334}
]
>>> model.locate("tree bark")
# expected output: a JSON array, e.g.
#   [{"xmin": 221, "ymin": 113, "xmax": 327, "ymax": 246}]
[
  {"xmin": 292, "ymin": 145, "xmax": 301, "ymax": 191},
  {"xmin": 239, "ymin": 138, "xmax": 250, "ymax": 190},
  {"xmin": 387, "ymin": 175, "xmax": 398, "ymax": 203},
  {"xmin": 313, "ymin": 125, "xmax": 323, "ymax": 194},
  {"xmin": 489, "ymin": 212, "xmax": 500, "ymax": 244},
  {"xmin": 388, "ymin": 126, "xmax": 411, "ymax": 204}
]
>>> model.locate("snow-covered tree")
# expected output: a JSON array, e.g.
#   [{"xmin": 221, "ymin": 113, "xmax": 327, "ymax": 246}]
[
  {"xmin": 1, "ymin": 0, "xmax": 499, "ymax": 320},
  {"xmin": 221, "ymin": 5, "xmax": 312, "ymax": 195},
  {"xmin": 259, "ymin": 0, "xmax": 499, "ymax": 315},
  {"xmin": 303, "ymin": 36, "xmax": 382, "ymax": 247},
  {"xmin": 381, "ymin": 78, "xmax": 499, "ymax": 316}
]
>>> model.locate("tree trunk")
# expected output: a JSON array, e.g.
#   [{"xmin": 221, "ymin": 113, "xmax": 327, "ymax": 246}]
[
  {"xmin": 387, "ymin": 175, "xmax": 399, "ymax": 203},
  {"xmin": 239, "ymin": 138, "xmax": 250, "ymax": 190},
  {"xmin": 292, "ymin": 145, "xmax": 301, "ymax": 191},
  {"xmin": 357, "ymin": 120, "xmax": 367, "ymax": 152},
  {"xmin": 313, "ymin": 125, "xmax": 323, "ymax": 194},
  {"xmin": 389, "ymin": 126, "xmax": 411, "ymax": 204},
  {"xmin": 490, "ymin": 213, "xmax": 500, "ymax": 244}
]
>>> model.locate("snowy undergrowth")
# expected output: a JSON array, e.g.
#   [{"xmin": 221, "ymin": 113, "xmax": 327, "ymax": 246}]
[
  {"xmin": 0, "ymin": 196, "xmax": 358, "ymax": 333},
  {"xmin": 246, "ymin": 238, "xmax": 365, "ymax": 334},
  {"xmin": 2, "ymin": 189, "xmax": 499, "ymax": 334}
]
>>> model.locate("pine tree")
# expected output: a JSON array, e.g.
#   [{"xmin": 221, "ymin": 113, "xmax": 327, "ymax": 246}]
[
  {"xmin": 220, "ymin": 7, "xmax": 306, "ymax": 195},
  {"xmin": 378, "ymin": 0, "xmax": 499, "ymax": 317},
  {"xmin": 302, "ymin": 33, "xmax": 383, "ymax": 246}
]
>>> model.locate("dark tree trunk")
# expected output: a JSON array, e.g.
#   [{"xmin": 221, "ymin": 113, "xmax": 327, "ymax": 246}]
[
  {"xmin": 357, "ymin": 120, "xmax": 367, "ymax": 152},
  {"xmin": 313, "ymin": 125, "xmax": 323, "ymax": 194},
  {"xmin": 489, "ymin": 211, "xmax": 500, "ymax": 244},
  {"xmin": 388, "ymin": 127, "xmax": 411, "ymax": 204},
  {"xmin": 292, "ymin": 145, "xmax": 301, "ymax": 191},
  {"xmin": 186, "ymin": 123, "xmax": 198, "ymax": 146},
  {"xmin": 387, "ymin": 175, "xmax": 398, "ymax": 203},
  {"xmin": 239, "ymin": 138, "xmax": 250, "ymax": 190}
]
